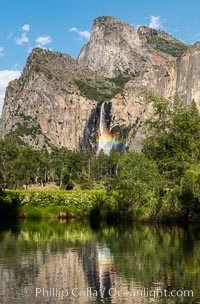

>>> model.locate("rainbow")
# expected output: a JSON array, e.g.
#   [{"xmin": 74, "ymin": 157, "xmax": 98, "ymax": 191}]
[
  {"xmin": 97, "ymin": 130, "xmax": 120, "ymax": 155},
  {"xmin": 97, "ymin": 102, "xmax": 123, "ymax": 155}
]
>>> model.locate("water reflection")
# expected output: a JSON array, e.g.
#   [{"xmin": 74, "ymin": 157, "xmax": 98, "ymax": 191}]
[{"xmin": 0, "ymin": 220, "xmax": 199, "ymax": 303}]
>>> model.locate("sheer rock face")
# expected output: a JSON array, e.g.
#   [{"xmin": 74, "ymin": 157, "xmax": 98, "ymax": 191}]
[
  {"xmin": 176, "ymin": 42, "xmax": 200, "ymax": 109},
  {"xmin": 77, "ymin": 16, "xmax": 143, "ymax": 77},
  {"xmin": 0, "ymin": 49, "xmax": 97, "ymax": 150},
  {"xmin": 77, "ymin": 16, "xmax": 171, "ymax": 78},
  {"xmin": 0, "ymin": 16, "xmax": 200, "ymax": 151}
]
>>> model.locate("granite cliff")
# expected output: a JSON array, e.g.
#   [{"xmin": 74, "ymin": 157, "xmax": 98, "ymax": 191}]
[
  {"xmin": 0, "ymin": 49, "xmax": 97, "ymax": 150},
  {"xmin": 0, "ymin": 16, "xmax": 200, "ymax": 152}
]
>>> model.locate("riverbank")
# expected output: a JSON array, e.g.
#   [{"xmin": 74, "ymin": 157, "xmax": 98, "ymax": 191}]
[{"xmin": 1, "ymin": 189, "xmax": 199, "ymax": 223}]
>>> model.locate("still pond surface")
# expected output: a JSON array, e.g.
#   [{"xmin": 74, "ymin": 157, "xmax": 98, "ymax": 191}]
[{"xmin": 0, "ymin": 220, "xmax": 200, "ymax": 303}]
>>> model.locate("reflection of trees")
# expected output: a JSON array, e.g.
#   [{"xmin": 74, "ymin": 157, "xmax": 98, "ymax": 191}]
[
  {"xmin": 0, "ymin": 221, "xmax": 200, "ymax": 303},
  {"xmin": 97, "ymin": 224, "xmax": 200, "ymax": 296},
  {"xmin": 0, "ymin": 220, "xmax": 96, "ymax": 268},
  {"xmin": 0, "ymin": 220, "xmax": 97, "ymax": 304}
]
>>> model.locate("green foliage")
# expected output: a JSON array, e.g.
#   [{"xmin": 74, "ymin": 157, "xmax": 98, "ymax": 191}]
[
  {"xmin": 143, "ymin": 94, "xmax": 200, "ymax": 220},
  {"xmin": 1, "ymin": 93, "xmax": 200, "ymax": 222},
  {"xmin": 143, "ymin": 96, "xmax": 200, "ymax": 183},
  {"xmin": 0, "ymin": 189, "xmax": 20, "ymax": 217},
  {"xmin": 1, "ymin": 188, "xmax": 156, "ymax": 221},
  {"xmin": 13, "ymin": 146, "xmax": 44, "ymax": 186},
  {"xmin": 1, "ymin": 189, "xmax": 120, "ymax": 219},
  {"xmin": 18, "ymin": 190, "xmax": 100, "ymax": 217},
  {"xmin": 180, "ymin": 166, "xmax": 200, "ymax": 219},
  {"xmin": 10, "ymin": 121, "xmax": 42, "ymax": 138},
  {"xmin": 158, "ymin": 186, "xmax": 181, "ymax": 221},
  {"xmin": 0, "ymin": 140, "xmax": 50, "ymax": 188},
  {"xmin": 111, "ymin": 152, "xmax": 161, "ymax": 216},
  {"xmin": 144, "ymin": 29, "xmax": 189, "ymax": 57},
  {"xmin": 74, "ymin": 72, "xmax": 138, "ymax": 102},
  {"xmin": 0, "ymin": 136, "xmax": 21, "ymax": 188}
]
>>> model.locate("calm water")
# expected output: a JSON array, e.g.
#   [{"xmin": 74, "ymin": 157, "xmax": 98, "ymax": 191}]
[{"xmin": 0, "ymin": 220, "xmax": 200, "ymax": 304}]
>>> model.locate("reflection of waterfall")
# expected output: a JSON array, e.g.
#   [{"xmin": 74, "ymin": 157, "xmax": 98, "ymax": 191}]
[
  {"xmin": 81, "ymin": 243, "xmax": 113, "ymax": 301},
  {"xmin": 97, "ymin": 102, "xmax": 114, "ymax": 155},
  {"xmin": 96, "ymin": 244, "xmax": 113, "ymax": 300}
]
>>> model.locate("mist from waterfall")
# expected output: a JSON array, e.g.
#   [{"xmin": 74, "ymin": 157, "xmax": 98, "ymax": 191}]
[{"xmin": 97, "ymin": 102, "xmax": 115, "ymax": 155}]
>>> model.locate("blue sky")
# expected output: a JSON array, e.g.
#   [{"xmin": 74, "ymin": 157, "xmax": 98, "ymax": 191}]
[{"xmin": 0, "ymin": 0, "xmax": 200, "ymax": 114}]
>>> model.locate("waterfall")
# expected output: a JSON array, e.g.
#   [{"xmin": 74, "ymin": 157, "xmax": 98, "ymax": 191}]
[
  {"xmin": 99, "ymin": 101, "xmax": 105, "ymax": 141},
  {"xmin": 97, "ymin": 102, "xmax": 114, "ymax": 155}
]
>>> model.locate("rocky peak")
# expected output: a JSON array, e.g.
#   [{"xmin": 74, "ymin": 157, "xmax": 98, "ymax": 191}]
[
  {"xmin": 138, "ymin": 26, "xmax": 189, "ymax": 58},
  {"xmin": 78, "ymin": 16, "xmax": 146, "ymax": 77},
  {"xmin": 92, "ymin": 16, "xmax": 142, "ymax": 47},
  {"xmin": 24, "ymin": 48, "xmax": 96, "ymax": 81},
  {"xmin": 78, "ymin": 16, "xmax": 175, "ymax": 77},
  {"xmin": 1, "ymin": 16, "xmax": 200, "ymax": 153},
  {"xmin": 0, "ymin": 48, "xmax": 98, "ymax": 150}
]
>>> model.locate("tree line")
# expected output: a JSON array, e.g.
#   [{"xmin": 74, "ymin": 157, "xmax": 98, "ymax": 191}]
[{"xmin": 1, "ymin": 95, "xmax": 200, "ymax": 219}]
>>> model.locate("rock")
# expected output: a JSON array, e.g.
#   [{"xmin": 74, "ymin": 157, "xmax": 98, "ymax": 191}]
[
  {"xmin": 138, "ymin": 26, "xmax": 189, "ymax": 58},
  {"xmin": 78, "ymin": 16, "xmax": 170, "ymax": 78},
  {"xmin": 0, "ymin": 16, "xmax": 200, "ymax": 152},
  {"xmin": 176, "ymin": 42, "xmax": 200, "ymax": 108},
  {"xmin": 0, "ymin": 48, "xmax": 97, "ymax": 150}
]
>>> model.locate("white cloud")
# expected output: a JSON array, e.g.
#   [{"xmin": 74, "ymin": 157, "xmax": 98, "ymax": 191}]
[
  {"xmin": 15, "ymin": 32, "xmax": 29, "ymax": 45},
  {"xmin": 69, "ymin": 27, "xmax": 90, "ymax": 40},
  {"xmin": 69, "ymin": 27, "xmax": 78, "ymax": 32},
  {"xmin": 35, "ymin": 36, "xmax": 52, "ymax": 46},
  {"xmin": 0, "ymin": 70, "xmax": 21, "ymax": 116},
  {"xmin": 0, "ymin": 47, "xmax": 4, "ymax": 57},
  {"xmin": 149, "ymin": 16, "xmax": 163, "ymax": 30},
  {"xmin": 22, "ymin": 24, "xmax": 30, "ymax": 32},
  {"xmin": 15, "ymin": 24, "xmax": 30, "ymax": 45}
]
